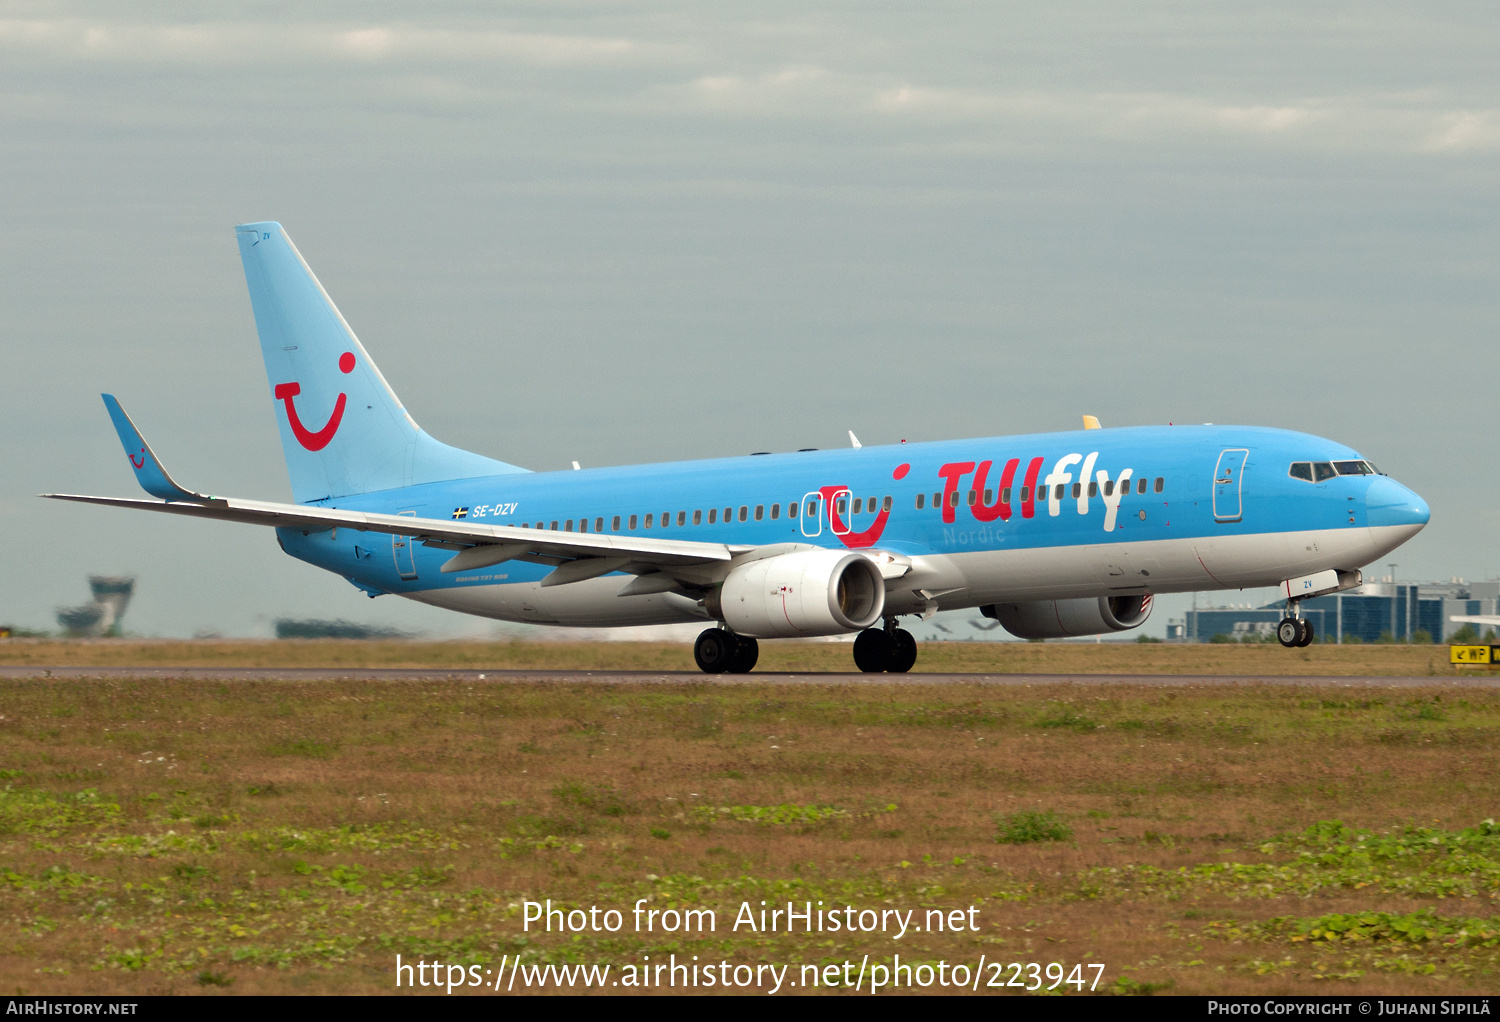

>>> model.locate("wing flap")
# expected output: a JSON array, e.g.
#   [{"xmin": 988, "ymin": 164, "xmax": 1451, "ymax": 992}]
[{"xmin": 42, "ymin": 493, "xmax": 737, "ymax": 568}]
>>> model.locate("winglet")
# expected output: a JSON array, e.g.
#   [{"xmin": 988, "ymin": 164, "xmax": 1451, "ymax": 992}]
[
  {"xmin": 100, "ymin": 395, "xmax": 219, "ymax": 503},
  {"xmin": 1082, "ymin": 415, "xmax": 1101, "ymax": 430},
  {"xmin": 848, "ymin": 431, "xmax": 862, "ymax": 449}
]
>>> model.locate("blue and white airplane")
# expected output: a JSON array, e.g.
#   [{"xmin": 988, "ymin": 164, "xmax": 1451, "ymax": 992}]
[{"xmin": 46, "ymin": 222, "xmax": 1432, "ymax": 672}]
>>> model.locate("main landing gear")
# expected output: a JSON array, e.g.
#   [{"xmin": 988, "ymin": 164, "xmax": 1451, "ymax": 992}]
[
  {"xmin": 694, "ymin": 628, "xmax": 759, "ymax": 674},
  {"xmin": 1277, "ymin": 603, "xmax": 1315, "ymax": 648},
  {"xmin": 853, "ymin": 622, "xmax": 918, "ymax": 674}
]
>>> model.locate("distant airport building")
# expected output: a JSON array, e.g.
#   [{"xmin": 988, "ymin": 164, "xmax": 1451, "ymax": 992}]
[
  {"xmin": 274, "ymin": 618, "xmax": 411, "ymax": 639},
  {"xmin": 1169, "ymin": 578, "xmax": 1499, "ymax": 644},
  {"xmin": 56, "ymin": 575, "xmax": 136, "ymax": 637}
]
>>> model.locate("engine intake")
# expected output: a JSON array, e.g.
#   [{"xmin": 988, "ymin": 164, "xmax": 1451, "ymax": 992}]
[
  {"xmin": 708, "ymin": 549, "xmax": 885, "ymax": 638},
  {"xmin": 981, "ymin": 594, "xmax": 1152, "ymax": 640}
]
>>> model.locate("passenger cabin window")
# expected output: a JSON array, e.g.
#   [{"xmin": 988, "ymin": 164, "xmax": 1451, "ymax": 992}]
[
  {"xmin": 1054, "ymin": 484, "xmax": 1065, "ymax": 500},
  {"xmin": 660, "ymin": 511, "xmax": 669, "ymax": 528},
  {"xmin": 644, "ymin": 514, "xmax": 653, "ymax": 528},
  {"xmin": 933, "ymin": 492, "xmax": 942, "ymax": 507},
  {"xmin": 1103, "ymin": 480, "xmax": 1114, "ymax": 496},
  {"xmin": 853, "ymin": 498, "xmax": 863, "ymax": 513},
  {"xmin": 738, "ymin": 506, "xmax": 748, "ymax": 522},
  {"xmin": 708, "ymin": 508, "xmax": 717, "ymax": 524},
  {"xmin": 1001, "ymin": 487, "xmax": 1011, "ymax": 504},
  {"xmin": 628, "ymin": 515, "xmax": 638, "ymax": 530},
  {"xmin": 806, "ymin": 499, "xmax": 818, "ymax": 516},
  {"xmin": 1333, "ymin": 460, "xmax": 1374, "ymax": 476},
  {"xmin": 1137, "ymin": 478, "xmax": 1147, "ymax": 494},
  {"xmin": 1020, "ymin": 486, "xmax": 1030, "ymax": 502},
  {"xmin": 755, "ymin": 505, "xmax": 764, "ymax": 521},
  {"xmin": 677, "ymin": 511, "xmax": 686, "ymax": 526},
  {"xmin": 1087, "ymin": 482, "xmax": 1097, "ymax": 497},
  {"xmin": 915, "ymin": 493, "xmax": 925, "ymax": 509},
  {"xmin": 551, "ymin": 520, "xmax": 559, "ymax": 530},
  {"xmin": 789, "ymin": 502, "xmax": 798, "ymax": 517},
  {"xmin": 724, "ymin": 507, "xmax": 733, "ymax": 522},
  {"xmin": 612, "ymin": 516, "xmax": 621, "ymax": 531},
  {"xmin": 836, "ymin": 498, "xmax": 847, "ymax": 515},
  {"xmin": 882, "ymin": 496, "xmax": 892, "ymax": 512},
  {"xmin": 693, "ymin": 510, "xmax": 702, "ymax": 525},
  {"xmin": 1154, "ymin": 477, "xmax": 1164, "ymax": 493},
  {"xmin": 948, "ymin": 492, "xmax": 959, "ymax": 508},
  {"xmin": 770, "ymin": 504, "xmax": 779, "ymax": 520},
  {"xmin": 1071, "ymin": 483, "xmax": 1081, "ymax": 499},
  {"xmin": 1313, "ymin": 462, "xmax": 1336, "ymax": 482},
  {"xmin": 578, "ymin": 518, "xmax": 587, "ymax": 533}
]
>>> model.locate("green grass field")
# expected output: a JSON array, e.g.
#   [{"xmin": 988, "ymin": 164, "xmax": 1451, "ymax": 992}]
[
  {"xmin": 1, "ymin": 642, "xmax": 1498, "ymax": 995},
  {"xmin": 0, "ymin": 637, "xmax": 1474, "ymax": 676}
]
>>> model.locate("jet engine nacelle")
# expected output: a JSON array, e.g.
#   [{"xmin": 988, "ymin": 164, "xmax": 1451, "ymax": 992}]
[
  {"xmin": 708, "ymin": 549, "xmax": 885, "ymax": 638},
  {"xmin": 982, "ymin": 594, "xmax": 1152, "ymax": 640}
]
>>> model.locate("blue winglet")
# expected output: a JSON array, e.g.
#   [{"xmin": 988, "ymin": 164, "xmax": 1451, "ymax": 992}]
[{"xmin": 101, "ymin": 394, "xmax": 214, "ymax": 503}]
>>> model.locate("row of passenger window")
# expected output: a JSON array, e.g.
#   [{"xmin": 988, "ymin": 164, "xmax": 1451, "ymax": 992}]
[
  {"xmin": 1288, "ymin": 460, "xmax": 1378, "ymax": 482},
  {"xmin": 915, "ymin": 475, "xmax": 1165, "ymax": 509},
  {"xmin": 520, "ymin": 499, "xmax": 817, "ymax": 534},
  {"xmin": 508, "ymin": 475, "xmax": 1169, "ymax": 534}
]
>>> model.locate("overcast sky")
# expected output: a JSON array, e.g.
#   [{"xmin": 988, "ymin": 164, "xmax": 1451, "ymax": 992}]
[{"xmin": 2, "ymin": 2, "xmax": 1496, "ymax": 638}]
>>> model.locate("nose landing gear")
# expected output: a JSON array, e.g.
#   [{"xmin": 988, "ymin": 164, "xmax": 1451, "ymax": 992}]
[{"xmin": 1277, "ymin": 604, "xmax": 1315, "ymax": 648}]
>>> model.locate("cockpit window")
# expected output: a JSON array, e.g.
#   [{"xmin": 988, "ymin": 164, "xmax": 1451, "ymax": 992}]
[
  {"xmin": 1313, "ymin": 462, "xmax": 1336, "ymax": 482},
  {"xmin": 1289, "ymin": 462, "xmax": 1313, "ymax": 482},
  {"xmin": 1333, "ymin": 460, "xmax": 1374, "ymax": 476}
]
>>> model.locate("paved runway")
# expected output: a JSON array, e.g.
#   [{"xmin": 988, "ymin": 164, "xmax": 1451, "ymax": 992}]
[{"xmin": 1, "ymin": 665, "xmax": 1495, "ymax": 687}]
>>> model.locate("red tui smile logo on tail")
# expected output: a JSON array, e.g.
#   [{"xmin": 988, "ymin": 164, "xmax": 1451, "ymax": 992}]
[{"xmin": 275, "ymin": 352, "xmax": 355, "ymax": 451}]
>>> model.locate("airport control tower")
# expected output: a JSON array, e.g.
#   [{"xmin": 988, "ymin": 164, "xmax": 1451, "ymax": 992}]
[{"xmin": 56, "ymin": 576, "xmax": 136, "ymax": 637}]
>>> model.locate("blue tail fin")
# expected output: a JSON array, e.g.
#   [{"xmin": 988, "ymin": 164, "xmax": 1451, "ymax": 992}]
[{"xmin": 235, "ymin": 222, "xmax": 526, "ymax": 503}]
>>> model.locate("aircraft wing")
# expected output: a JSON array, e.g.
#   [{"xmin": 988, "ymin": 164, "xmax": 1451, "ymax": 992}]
[
  {"xmin": 49, "ymin": 393, "xmax": 746, "ymax": 587},
  {"xmin": 1450, "ymin": 615, "xmax": 1500, "ymax": 627},
  {"xmin": 42, "ymin": 492, "xmax": 744, "ymax": 585}
]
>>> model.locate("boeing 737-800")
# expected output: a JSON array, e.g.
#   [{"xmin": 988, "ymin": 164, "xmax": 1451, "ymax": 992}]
[{"xmin": 46, "ymin": 222, "xmax": 1432, "ymax": 672}]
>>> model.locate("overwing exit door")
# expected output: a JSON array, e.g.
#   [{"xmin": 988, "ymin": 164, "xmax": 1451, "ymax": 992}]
[
  {"xmin": 799, "ymin": 492, "xmax": 823, "ymax": 537},
  {"xmin": 1213, "ymin": 449, "xmax": 1249, "ymax": 522}
]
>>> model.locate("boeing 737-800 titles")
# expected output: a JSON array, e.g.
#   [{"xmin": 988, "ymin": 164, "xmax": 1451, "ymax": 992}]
[{"xmin": 46, "ymin": 223, "xmax": 1432, "ymax": 672}]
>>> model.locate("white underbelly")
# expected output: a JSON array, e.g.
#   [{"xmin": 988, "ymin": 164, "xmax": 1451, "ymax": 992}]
[{"xmin": 405, "ymin": 577, "xmax": 710, "ymax": 628}]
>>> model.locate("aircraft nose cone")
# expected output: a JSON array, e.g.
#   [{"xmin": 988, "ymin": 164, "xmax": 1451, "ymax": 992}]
[{"xmin": 1366, "ymin": 476, "xmax": 1430, "ymax": 530}]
